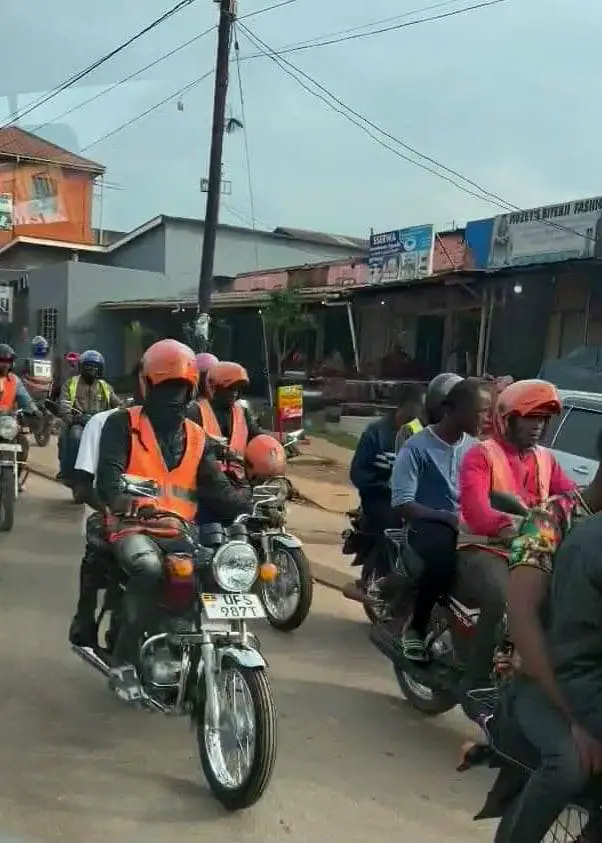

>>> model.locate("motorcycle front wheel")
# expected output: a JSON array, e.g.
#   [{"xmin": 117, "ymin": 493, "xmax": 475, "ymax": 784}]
[
  {"xmin": 260, "ymin": 546, "xmax": 313, "ymax": 632},
  {"xmin": 0, "ymin": 465, "xmax": 15, "ymax": 531},
  {"xmin": 196, "ymin": 657, "xmax": 277, "ymax": 811}
]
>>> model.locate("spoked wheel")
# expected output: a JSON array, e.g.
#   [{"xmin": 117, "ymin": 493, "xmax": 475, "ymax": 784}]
[
  {"xmin": 545, "ymin": 806, "xmax": 592, "ymax": 842},
  {"xmin": 197, "ymin": 657, "xmax": 277, "ymax": 811},
  {"xmin": 260, "ymin": 547, "xmax": 313, "ymax": 632},
  {"xmin": 0, "ymin": 465, "xmax": 15, "ymax": 532},
  {"xmin": 360, "ymin": 560, "xmax": 390, "ymax": 624}
]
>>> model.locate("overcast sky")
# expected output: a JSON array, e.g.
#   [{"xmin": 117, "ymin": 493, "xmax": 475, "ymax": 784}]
[{"xmin": 2, "ymin": 0, "xmax": 597, "ymax": 241}]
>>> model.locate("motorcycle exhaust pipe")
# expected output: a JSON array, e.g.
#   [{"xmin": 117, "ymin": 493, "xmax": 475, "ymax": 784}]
[{"xmin": 71, "ymin": 644, "xmax": 111, "ymax": 676}]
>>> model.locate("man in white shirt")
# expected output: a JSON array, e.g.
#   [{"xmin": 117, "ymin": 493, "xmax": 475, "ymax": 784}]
[{"xmin": 69, "ymin": 407, "xmax": 120, "ymax": 647}]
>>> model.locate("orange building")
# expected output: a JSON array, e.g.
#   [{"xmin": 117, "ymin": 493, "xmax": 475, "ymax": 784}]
[{"xmin": 0, "ymin": 127, "xmax": 104, "ymax": 246}]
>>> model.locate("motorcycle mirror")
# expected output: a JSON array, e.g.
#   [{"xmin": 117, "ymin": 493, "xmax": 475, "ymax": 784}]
[{"xmin": 489, "ymin": 491, "xmax": 529, "ymax": 517}]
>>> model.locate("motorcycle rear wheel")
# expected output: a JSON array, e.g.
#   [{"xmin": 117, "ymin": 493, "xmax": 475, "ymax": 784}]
[
  {"xmin": 394, "ymin": 664, "xmax": 456, "ymax": 715},
  {"xmin": 197, "ymin": 658, "xmax": 277, "ymax": 811}
]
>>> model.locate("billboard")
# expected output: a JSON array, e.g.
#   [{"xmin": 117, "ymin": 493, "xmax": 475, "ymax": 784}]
[
  {"xmin": 368, "ymin": 224, "xmax": 434, "ymax": 284},
  {"xmin": 465, "ymin": 196, "xmax": 602, "ymax": 270}
]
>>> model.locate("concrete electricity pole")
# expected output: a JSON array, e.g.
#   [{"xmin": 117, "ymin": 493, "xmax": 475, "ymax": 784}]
[{"xmin": 193, "ymin": 0, "xmax": 236, "ymax": 352}]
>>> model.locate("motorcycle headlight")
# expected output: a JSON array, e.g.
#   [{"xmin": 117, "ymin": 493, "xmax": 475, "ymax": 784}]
[
  {"xmin": 212, "ymin": 541, "xmax": 259, "ymax": 593},
  {"xmin": 0, "ymin": 416, "xmax": 18, "ymax": 440}
]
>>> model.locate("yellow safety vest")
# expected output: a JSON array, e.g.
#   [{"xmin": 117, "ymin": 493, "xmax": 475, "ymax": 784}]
[
  {"xmin": 406, "ymin": 418, "xmax": 423, "ymax": 435},
  {"xmin": 67, "ymin": 375, "xmax": 112, "ymax": 405}
]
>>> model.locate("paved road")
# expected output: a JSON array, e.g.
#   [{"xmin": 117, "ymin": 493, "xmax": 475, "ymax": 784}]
[{"xmin": 0, "ymin": 476, "xmax": 495, "ymax": 843}]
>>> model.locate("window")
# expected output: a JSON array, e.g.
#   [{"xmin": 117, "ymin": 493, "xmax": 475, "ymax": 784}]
[
  {"xmin": 31, "ymin": 175, "xmax": 57, "ymax": 200},
  {"xmin": 552, "ymin": 409, "xmax": 602, "ymax": 461},
  {"xmin": 36, "ymin": 307, "xmax": 58, "ymax": 349}
]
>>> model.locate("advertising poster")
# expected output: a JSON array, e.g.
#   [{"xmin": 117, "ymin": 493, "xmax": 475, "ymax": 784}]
[{"xmin": 368, "ymin": 224, "xmax": 434, "ymax": 284}]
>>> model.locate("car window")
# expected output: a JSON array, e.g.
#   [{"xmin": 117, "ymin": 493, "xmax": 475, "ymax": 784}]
[
  {"xmin": 552, "ymin": 409, "xmax": 602, "ymax": 461},
  {"xmin": 542, "ymin": 409, "xmax": 567, "ymax": 447}
]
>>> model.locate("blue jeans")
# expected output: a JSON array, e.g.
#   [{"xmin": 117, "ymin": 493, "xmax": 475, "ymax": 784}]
[{"xmin": 497, "ymin": 678, "xmax": 588, "ymax": 843}]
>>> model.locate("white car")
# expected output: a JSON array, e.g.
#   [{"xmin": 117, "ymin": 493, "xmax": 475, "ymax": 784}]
[{"xmin": 544, "ymin": 390, "xmax": 602, "ymax": 486}]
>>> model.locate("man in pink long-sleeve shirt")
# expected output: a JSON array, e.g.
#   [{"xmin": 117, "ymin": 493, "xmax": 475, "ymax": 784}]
[{"xmin": 455, "ymin": 379, "xmax": 574, "ymax": 700}]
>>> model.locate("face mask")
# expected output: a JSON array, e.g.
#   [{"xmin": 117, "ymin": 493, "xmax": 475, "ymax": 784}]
[
  {"xmin": 212, "ymin": 388, "xmax": 236, "ymax": 410},
  {"xmin": 80, "ymin": 367, "xmax": 98, "ymax": 384},
  {"xmin": 145, "ymin": 383, "xmax": 189, "ymax": 429}
]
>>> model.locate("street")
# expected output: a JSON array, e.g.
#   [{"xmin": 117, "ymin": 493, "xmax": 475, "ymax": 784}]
[{"xmin": 0, "ymin": 475, "xmax": 495, "ymax": 843}]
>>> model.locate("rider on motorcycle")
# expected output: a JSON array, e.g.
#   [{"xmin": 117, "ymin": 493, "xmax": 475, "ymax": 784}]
[
  {"xmin": 0, "ymin": 343, "xmax": 40, "ymax": 416},
  {"xmin": 195, "ymin": 352, "xmax": 218, "ymax": 398},
  {"xmin": 349, "ymin": 384, "xmax": 425, "ymax": 541},
  {"xmin": 493, "ymin": 431, "xmax": 602, "ymax": 843},
  {"xmin": 187, "ymin": 361, "xmax": 266, "ymax": 482},
  {"xmin": 18, "ymin": 335, "xmax": 54, "ymax": 403},
  {"xmin": 58, "ymin": 350, "xmax": 121, "ymax": 482},
  {"xmin": 95, "ymin": 339, "xmax": 252, "ymax": 701},
  {"xmin": 457, "ymin": 379, "xmax": 574, "ymax": 695},
  {"xmin": 392, "ymin": 376, "xmax": 492, "ymax": 661}
]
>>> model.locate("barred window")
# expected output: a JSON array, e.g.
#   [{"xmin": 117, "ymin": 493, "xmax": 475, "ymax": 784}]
[{"xmin": 36, "ymin": 307, "xmax": 58, "ymax": 349}]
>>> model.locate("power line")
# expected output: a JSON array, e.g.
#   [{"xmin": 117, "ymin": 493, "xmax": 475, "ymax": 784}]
[
  {"xmin": 1, "ymin": 0, "xmax": 199, "ymax": 130},
  {"xmin": 239, "ymin": 0, "xmax": 507, "ymax": 60},
  {"xmin": 238, "ymin": 22, "xmax": 595, "ymax": 243},
  {"xmin": 29, "ymin": 26, "xmax": 216, "ymax": 139},
  {"xmin": 233, "ymin": 23, "xmax": 260, "ymax": 267},
  {"xmin": 80, "ymin": 70, "xmax": 214, "ymax": 153},
  {"xmin": 239, "ymin": 0, "xmax": 300, "ymax": 19}
]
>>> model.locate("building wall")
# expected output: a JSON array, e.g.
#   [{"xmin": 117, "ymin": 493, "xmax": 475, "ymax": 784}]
[
  {"xmin": 65, "ymin": 263, "xmax": 170, "ymax": 376},
  {"xmin": 0, "ymin": 163, "xmax": 95, "ymax": 245},
  {"xmin": 107, "ymin": 225, "xmax": 166, "ymax": 274},
  {"xmin": 25, "ymin": 263, "xmax": 70, "ymax": 354}
]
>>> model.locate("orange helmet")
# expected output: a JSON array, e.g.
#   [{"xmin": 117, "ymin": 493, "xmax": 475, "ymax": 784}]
[
  {"xmin": 206, "ymin": 361, "xmax": 249, "ymax": 395},
  {"xmin": 245, "ymin": 434, "xmax": 286, "ymax": 478},
  {"xmin": 496, "ymin": 379, "xmax": 562, "ymax": 432},
  {"xmin": 140, "ymin": 339, "xmax": 198, "ymax": 394}
]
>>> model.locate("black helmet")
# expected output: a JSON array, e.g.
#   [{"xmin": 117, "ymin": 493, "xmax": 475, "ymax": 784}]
[{"xmin": 425, "ymin": 372, "xmax": 463, "ymax": 423}]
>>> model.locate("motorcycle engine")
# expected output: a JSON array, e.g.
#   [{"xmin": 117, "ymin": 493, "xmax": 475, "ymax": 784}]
[
  {"xmin": 141, "ymin": 642, "xmax": 182, "ymax": 687},
  {"xmin": 429, "ymin": 628, "xmax": 454, "ymax": 662}
]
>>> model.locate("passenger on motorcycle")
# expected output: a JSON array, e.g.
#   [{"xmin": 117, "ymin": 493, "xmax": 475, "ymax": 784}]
[
  {"xmin": 67, "ymin": 364, "xmax": 146, "ymax": 648},
  {"xmin": 349, "ymin": 384, "xmax": 425, "ymax": 546},
  {"xmin": 187, "ymin": 361, "xmax": 266, "ymax": 482},
  {"xmin": 493, "ymin": 431, "xmax": 602, "ymax": 843},
  {"xmin": 94, "ymin": 339, "xmax": 252, "ymax": 702},
  {"xmin": 457, "ymin": 379, "xmax": 574, "ymax": 696},
  {"xmin": 392, "ymin": 376, "xmax": 491, "ymax": 661},
  {"xmin": 58, "ymin": 350, "xmax": 121, "ymax": 482}
]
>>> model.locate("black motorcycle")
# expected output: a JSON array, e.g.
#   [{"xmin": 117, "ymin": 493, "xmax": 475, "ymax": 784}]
[
  {"xmin": 368, "ymin": 492, "xmax": 525, "ymax": 717},
  {"xmin": 72, "ymin": 474, "xmax": 279, "ymax": 811}
]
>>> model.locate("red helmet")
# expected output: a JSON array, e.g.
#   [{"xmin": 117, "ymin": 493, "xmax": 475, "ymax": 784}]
[
  {"xmin": 496, "ymin": 379, "xmax": 562, "ymax": 434},
  {"xmin": 245, "ymin": 434, "xmax": 286, "ymax": 478}
]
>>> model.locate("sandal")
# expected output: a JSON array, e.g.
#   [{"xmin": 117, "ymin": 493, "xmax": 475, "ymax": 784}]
[{"xmin": 402, "ymin": 628, "xmax": 428, "ymax": 662}]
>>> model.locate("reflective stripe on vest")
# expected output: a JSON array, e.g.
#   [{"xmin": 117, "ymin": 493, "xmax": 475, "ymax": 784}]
[
  {"xmin": 479, "ymin": 438, "xmax": 553, "ymax": 504},
  {"xmin": 126, "ymin": 406, "xmax": 204, "ymax": 521},
  {"xmin": 0, "ymin": 374, "xmax": 17, "ymax": 411},
  {"xmin": 67, "ymin": 376, "xmax": 112, "ymax": 406},
  {"xmin": 407, "ymin": 418, "xmax": 423, "ymax": 435},
  {"xmin": 198, "ymin": 399, "xmax": 249, "ymax": 455}
]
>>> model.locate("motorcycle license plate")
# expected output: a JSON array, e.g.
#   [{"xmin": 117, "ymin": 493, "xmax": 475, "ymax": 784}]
[{"xmin": 201, "ymin": 593, "xmax": 266, "ymax": 620}]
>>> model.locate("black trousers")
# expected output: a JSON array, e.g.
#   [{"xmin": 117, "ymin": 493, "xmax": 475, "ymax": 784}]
[{"xmin": 408, "ymin": 519, "xmax": 458, "ymax": 636}]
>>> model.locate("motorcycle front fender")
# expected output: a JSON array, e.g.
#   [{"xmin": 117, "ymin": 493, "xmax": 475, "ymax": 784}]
[
  {"xmin": 217, "ymin": 645, "xmax": 267, "ymax": 670},
  {"xmin": 271, "ymin": 533, "xmax": 303, "ymax": 551}
]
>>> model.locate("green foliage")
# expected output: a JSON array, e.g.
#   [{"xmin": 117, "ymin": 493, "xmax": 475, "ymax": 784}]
[{"xmin": 263, "ymin": 288, "xmax": 316, "ymax": 375}]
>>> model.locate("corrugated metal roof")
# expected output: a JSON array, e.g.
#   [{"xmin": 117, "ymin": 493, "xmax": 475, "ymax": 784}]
[
  {"xmin": 0, "ymin": 127, "xmax": 104, "ymax": 173},
  {"xmin": 272, "ymin": 226, "xmax": 368, "ymax": 250}
]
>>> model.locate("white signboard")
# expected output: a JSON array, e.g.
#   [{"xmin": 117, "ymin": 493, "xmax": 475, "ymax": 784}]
[{"xmin": 488, "ymin": 196, "xmax": 602, "ymax": 268}]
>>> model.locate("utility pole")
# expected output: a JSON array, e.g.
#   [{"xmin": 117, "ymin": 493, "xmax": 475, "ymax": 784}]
[{"xmin": 193, "ymin": 0, "xmax": 235, "ymax": 352}]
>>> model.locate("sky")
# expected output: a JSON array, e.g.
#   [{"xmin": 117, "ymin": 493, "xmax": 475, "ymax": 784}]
[{"xmin": 2, "ymin": 0, "xmax": 599, "ymax": 242}]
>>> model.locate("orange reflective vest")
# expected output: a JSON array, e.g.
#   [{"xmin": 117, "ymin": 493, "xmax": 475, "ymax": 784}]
[
  {"xmin": 479, "ymin": 437, "xmax": 553, "ymax": 505},
  {"xmin": 0, "ymin": 374, "xmax": 18, "ymax": 411},
  {"xmin": 197, "ymin": 398, "xmax": 248, "ymax": 474},
  {"xmin": 126, "ymin": 406, "xmax": 204, "ymax": 521}
]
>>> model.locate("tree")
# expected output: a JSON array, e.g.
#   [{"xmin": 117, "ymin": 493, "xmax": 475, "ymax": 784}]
[{"xmin": 263, "ymin": 288, "xmax": 316, "ymax": 376}]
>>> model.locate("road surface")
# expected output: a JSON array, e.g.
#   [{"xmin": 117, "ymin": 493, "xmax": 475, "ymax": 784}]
[{"xmin": 0, "ymin": 475, "xmax": 495, "ymax": 843}]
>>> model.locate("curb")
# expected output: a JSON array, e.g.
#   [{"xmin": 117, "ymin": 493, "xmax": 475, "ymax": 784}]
[{"xmin": 28, "ymin": 459, "xmax": 347, "ymax": 594}]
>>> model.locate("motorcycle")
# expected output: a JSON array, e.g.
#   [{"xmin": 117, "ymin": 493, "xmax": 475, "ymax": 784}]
[
  {"xmin": 72, "ymin": 474, "xmax": 279, "ymax": 811},
  {"xmin": 282, "ymin": 428, "xmax": 306, "ymax": 461},
  {"xmin": 64, "ymin": 408, "xmax": 91, "ymax": 503},
  {"xmin": 369, "ymin": 492, "xmax": 526, "ymax": 717},
  {"xmin": 0, "ymin": 411, "xmax": 28, "ymax": 531},
  {"xmin": 341, "ymin": 507, "xmax": 394, "ymax": 624},
  {"xmin": 249, "ymin": 480, "xmax": 313, "ymax": 632},
  {"xmin": 461, "ymin": 691, "xmax": 600, "ymax": 842},
  {"xmin": 30, "ymin": 398, "xmax": 60, "ymax": 447}
]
